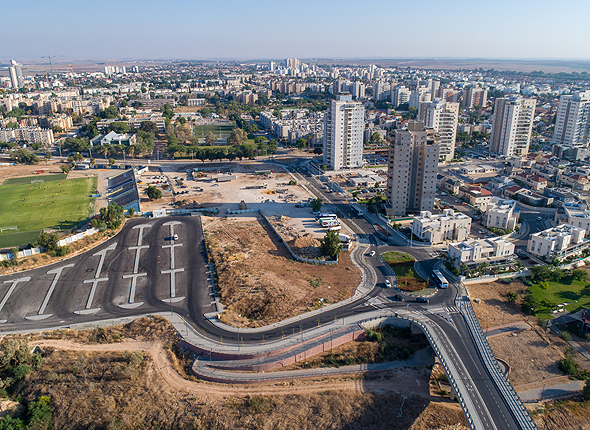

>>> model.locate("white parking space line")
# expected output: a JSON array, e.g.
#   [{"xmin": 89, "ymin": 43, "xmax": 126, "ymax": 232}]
[
  {"xmin": 119, "ymin": 225, "xmax": 151, "ymax": 309},
  {"xmin": 120, "ymin": 273, "xmax": 147, "ymax": 309},
  {"xmin": 26, "ymin": 264, "xmax": 74, "ymax": 320},
  {"xmin": 0, "ymin": 277, "xmax": 31, "ymax": 323},
  {"xmin": 161, "ymin": 221, "xmax": 185, "ymax": 303},
  {"xmin": 161, "ymin": 268, "xmax": 185, "ymax": 303},
  {"xmin": 75, "ymin": 242, "xmax": 117, "ymax": 315}
]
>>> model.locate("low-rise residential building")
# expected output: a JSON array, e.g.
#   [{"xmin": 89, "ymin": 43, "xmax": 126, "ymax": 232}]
[
  {"xmin": 514, "ymin": 172, "xmax": 548, "ymax": 192},
  {"xmin": 485, "ymin": 197, "xmax": 518, "ymax": 230},
  {"xmin": 412, "ymin": 209, "xmax": 471, "ymax": 244},
  {"xmin": 458, "ymin": 185, "xmax": 493, "ymax": 210},
  {"xmin": 564, "ymin": 207, "xmax": 590, "ymax": 235},
  {"xmin": 557, "ymin": 172, "xmax": 590, "ymax": 191},
  {"xmin": 527, "ymin": 224, "xmax": 588, "ymax": 260},
  {"xmin": 448, "ymin": 237, "xmax": 515, "ymax": 268}
]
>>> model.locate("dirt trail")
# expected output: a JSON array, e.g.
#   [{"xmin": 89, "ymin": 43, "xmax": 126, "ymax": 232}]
[{"xmin": 31, "ymin": 339, "xmax": 435, "ymax": 398}]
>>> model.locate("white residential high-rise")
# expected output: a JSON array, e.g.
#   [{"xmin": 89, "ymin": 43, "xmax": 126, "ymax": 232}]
[
  {"xmin": 323, "ymin": 94, "xmax": 365, "ymax": 171},
  {"xmin": 391, "ymin": 85, "xmax": 410, "ymax": 107},
  {"xmin": 386, "ymin": 122, "xmax": 440, "ymax": 216},
  {"xmin": 418, "ymin": 100, "xmax": 459, "ymax": 163},
  {"xmin": 9, "ymin": 59, "xmax": 23, "ymax": 89},
  {"xmin": 490, "ymin": 95, "xmax": 536, "ymax": 157},
  {"xmin": 551, "ymin": 91, "xmax": 590, "ymax": 147}
]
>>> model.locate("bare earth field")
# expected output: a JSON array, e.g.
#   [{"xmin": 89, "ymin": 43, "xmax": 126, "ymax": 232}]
[
  {"xmin": 0, "ymin": 316, "xmax": 470, "ymax": 430},
  {"xmin": 466, "ymin": 280, "xmax": 590, "ymax": 389},
  {"xmin": 203, "ymin": 217, "xmax": 361, "ymax": 327}
]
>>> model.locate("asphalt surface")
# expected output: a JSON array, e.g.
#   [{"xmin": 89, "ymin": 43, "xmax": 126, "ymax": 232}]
[{"xmin": 0, "ymin": 216, "xmax": 213, "ymax": 332}]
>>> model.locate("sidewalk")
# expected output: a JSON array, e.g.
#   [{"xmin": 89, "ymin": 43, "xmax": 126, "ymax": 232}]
[
  {"xmin": 486, "ymin": 321, "xmax": 531, "ymax": 338},
  {"xmin": 518, "ymin": 381, "xmax": 583, "ymax": 402},
  {"xmin": 192, "ymin": 347, "xmax": 435, "ymax": 383}
]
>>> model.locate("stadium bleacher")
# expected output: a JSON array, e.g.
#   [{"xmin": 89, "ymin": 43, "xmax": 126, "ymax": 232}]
[{"xmin": 107, "ymin": 170, "xmax": 140, "ymax": 213}]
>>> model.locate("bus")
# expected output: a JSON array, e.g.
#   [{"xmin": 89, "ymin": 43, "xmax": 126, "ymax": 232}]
[
  {"xmin": 351, "ymin": 204, "xmax": 364, "ymax": 216},
  {"xmin": 316, "ymin": 213, "xmax": 337, "ymax": 221},
  {"xmin": 432, "ymin": 270, "xmax": 449, "ymax": 289},
  {"xmin": 322, "ymin": 219, "xmax": 340, "ymax": 228}
]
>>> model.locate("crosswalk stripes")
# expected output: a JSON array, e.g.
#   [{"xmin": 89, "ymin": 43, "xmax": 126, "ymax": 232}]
[{"xmin": 446, "ymin": 306, "xmax": 460, "ymax": 313}]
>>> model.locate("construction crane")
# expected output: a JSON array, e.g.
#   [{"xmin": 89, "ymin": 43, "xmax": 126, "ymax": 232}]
[{"xmin": 41, "ymin": 54, "xmax": 62, "ymax": 78}]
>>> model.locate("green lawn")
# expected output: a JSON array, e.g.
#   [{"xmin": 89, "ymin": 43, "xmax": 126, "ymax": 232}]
[
  {"xmin": 0, "ymin": 176, "xmax": 96, "ymax": 248},
  {"xmin": 528, "ymin": 276, "xmax": 590, "ymax": 319},
  {"xmin": 3, "ymin": 173, "xmax": 67, "ymax": 185},
  {"xmin": 192, "ymin": 123, "xmax": 235, "ymax": 139},
  {"xmin": 382, "ymin": 251, "xmax": 415, "ymax": 264}
]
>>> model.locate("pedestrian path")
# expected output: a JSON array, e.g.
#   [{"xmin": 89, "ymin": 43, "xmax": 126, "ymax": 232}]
[
  {"xmin": 485, "ymin": 321, "xmax": 531, "ymax": 338},
  {"xmin": 518, "ymin": 381, "xmax": 583, "ymax": 402}
]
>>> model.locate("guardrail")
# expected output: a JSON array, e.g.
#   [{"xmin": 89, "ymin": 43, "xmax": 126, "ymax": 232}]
[{"xmin": 459, "ymin": 298, "xmax": 538, "ymax": 430}]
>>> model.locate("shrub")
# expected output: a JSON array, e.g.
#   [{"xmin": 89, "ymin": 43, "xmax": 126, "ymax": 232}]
[
  {"xmin": 559, "ymin": 331, "xmax": 572, "ymax": 342},
  {"xmin": 507, "ymin": 291, "xmax": 518, "ymax": 303},
  {"xmin": 558, "ymin": 357, "xmax": 578, "ymax": 375}
]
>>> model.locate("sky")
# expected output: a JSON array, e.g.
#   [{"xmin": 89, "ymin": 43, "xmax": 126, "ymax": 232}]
[{"xmin": 3, "ymin": 0, "xmax": 590, "ymax": 62}]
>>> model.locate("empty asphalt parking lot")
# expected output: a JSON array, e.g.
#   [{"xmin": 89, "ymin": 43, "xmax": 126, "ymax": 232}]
[{"xmin": 0, "ymin": 216, "xmax": 212, "ymax": 333}]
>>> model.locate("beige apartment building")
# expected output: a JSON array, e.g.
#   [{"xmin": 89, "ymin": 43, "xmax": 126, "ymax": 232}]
[
  {"xmin": 418, "ymin": 100, "xmax": 459, "ymax": 163},
  {"xmin": 412, "ymin": 209, "xmax": 471, "ymax": 244},
  {"xmin": 490, "ymin": 95, "xmax": 536, "ymax": 156},
  {"xmin": 385, "ymin": 122, "xmax": 440, "ymax": 217}
]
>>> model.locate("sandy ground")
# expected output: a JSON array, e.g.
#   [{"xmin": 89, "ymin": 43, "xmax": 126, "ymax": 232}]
[{"xmin": 204, "ymin": 216, "xmax": 361, "ymax": 327}]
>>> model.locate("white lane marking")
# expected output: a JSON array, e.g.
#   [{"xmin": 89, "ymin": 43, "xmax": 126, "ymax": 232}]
[
  {"xmin": 26, "ymin": 264, "xmax": 74, "ymax": 320},
  {"xmin": 0, "ymin": 277, "xmax": 31, "ymax": 323}
]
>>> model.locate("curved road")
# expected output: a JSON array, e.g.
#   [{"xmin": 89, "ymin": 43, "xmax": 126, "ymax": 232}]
[{"xmin": 0, "ymin": 159, "xmax": 536, "ymax": 430}]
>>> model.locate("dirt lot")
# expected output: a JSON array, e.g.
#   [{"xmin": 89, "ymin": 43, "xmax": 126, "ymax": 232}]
[
  {"xmin": 141, "ymin": 161, "xmax": 354, "ymax": 238},
  {"xmin": 1, "ymin": 317, "xmax": 470, "ymax": 430},
  {"xmin": 466, "ymin": 279, "xmax": 590, "ymax": 390},
  {"xmin": 204, "ymin": 217, "xmax": 361, "ymax": 327},
  {"xmin": 465, "ymin": 279, "xmax": 529, "ymax": 328}
]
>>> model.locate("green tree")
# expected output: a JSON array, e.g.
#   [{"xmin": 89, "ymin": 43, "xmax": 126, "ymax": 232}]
[
  {"xmin": 146, "ymin": 185, "xmax": 162, "ymax": 201},
  {"xmin": 572, "ymin": 269, "xmax": 588, "ymax": 282},
  {"xmin": 61, "ymin": 165, "xmax": 70, "ymax": 174},
  {"xmin": 63, "ymin": 137, "xmax": 90, "ymax": 153},
  {"xmin": 53, "ymin": 125, "xmax": 63, "ymax": 133},
  {"xmin": 228, "ymin": 128, "xmax": 247, "ymax": 145},
  {"xmin": 10, "ymin": 149, "xmax": 40, "ymax": 164},
  {"xmin": 310, "ymin": 198, "xmax": 323, "ymax": 212},
  {"xmin": 539, "ymin": 281, "xmax": 550, "ymax": 290},
  {"xmin": 108, "ymin": 158, "xmax": 116, "ymax": 167},
  {"xmin": 128, "ymin": 207, "xmax": 135, "ymax": 216},
  {"xmin": 506, "ymin": 291, "xmax": 518, "ymax": 303},
  {"xmin": 267, "ymin": 139, "xmax": 278, "ymax": 154},
  {"xmin": 530, "ymin": 265, "xmax": 552, "ymax": 282},
  {"xmin": 296, "ymin": 138, "xmax": 307, "ymax": 150},
  {"xmin": 205, "ymin": 131, "xmax": 217, "ymax": 145},
  {"xmin": 584, "ymin": 379, "xmax": 590, "ymax": 400},
  {"xmin": 320, "ymin": 229, "xmax": 342, "ymax": 259},
  {"xmin": 38, "ymin": 232, "xmax": 59, "ymax": 252},
  {"xmin": 99, "ymin": 202, "xmax": 124, "ymax": 229},
  {"xmin": 139, "ymin": 121, "xmax": 159, "ymax": 134},
  {"xmin": 521, "ymin": 294, "xmax": 540, "ymax": 314},
  {"xmin": 107, "ymin": 121, "xmax": 130, "ymax": 134},
  {"xmin": 313, "ymin": 147, "xmax": 323, "ymax": 154},
  {"xmin": 44, "ymin": 151, "xmax": 52, "ymax": 162}
]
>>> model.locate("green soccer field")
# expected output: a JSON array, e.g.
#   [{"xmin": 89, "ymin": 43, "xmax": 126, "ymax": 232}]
[{"xmin": 0, "ymin": 175, "xmax": 97, "ymax": 249}]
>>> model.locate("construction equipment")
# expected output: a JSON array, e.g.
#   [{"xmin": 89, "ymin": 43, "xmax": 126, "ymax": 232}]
[{"xmin": 41, "ymin": 54, "xmax": 62, "ymax": 78}]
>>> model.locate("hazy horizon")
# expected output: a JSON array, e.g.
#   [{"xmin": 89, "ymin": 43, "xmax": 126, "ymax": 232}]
[{"xmin": 3, "ymin": 0, "xmax": 590, "ymax": 64}]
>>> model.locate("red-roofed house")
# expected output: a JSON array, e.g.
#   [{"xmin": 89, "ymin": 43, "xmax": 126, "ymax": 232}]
[{"xmin": 458, "ymin": 185, "xmax": 493, "ymax": 210}]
